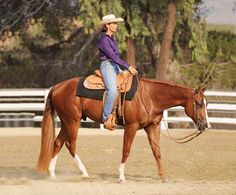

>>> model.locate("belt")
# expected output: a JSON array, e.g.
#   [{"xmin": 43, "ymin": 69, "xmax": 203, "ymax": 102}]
[{"xmin": 101, "ymin": 59, "xmax": 112, "ymax": 62}]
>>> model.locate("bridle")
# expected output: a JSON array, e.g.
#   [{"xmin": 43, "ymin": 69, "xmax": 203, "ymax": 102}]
[
  {"xmin": 136, "ymin": 76, "xmax": 205, "ymax": 144},
  {"xmin": 193, "ymin": 96, "xmax": 209, "ymax": 132},
  {"xmin": 161, "ymin": 97, "xmax": 204, "ymax": 144}
]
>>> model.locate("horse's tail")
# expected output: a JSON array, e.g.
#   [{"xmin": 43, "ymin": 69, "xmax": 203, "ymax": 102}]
[{"xmin": 36, "ymin": 88, "xmax": 55, "ymax": 173}]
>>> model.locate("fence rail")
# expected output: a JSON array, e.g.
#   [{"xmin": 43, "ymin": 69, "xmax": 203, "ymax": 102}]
[{"xmin": 0, "ymin": 89, "xmax": 236, "ymax": 129}]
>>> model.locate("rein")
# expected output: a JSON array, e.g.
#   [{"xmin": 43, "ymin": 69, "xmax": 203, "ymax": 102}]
[
  {"xmin": 161, "ymin": 116, "xmax": 202, "ymax": 144},
  {"xmin": 135, "ymin": 76, "xmax": 203, "ymax": 144}
]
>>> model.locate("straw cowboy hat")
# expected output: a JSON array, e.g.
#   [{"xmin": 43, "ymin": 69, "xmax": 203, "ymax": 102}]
[{"xmin": 99, "ymin": 14, "xmax": 124, "ymax": 25}]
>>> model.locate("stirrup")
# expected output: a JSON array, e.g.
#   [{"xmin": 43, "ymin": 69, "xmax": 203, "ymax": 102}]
[{"xmin": 104, "ymin": 114, "xmax": 117, "ymax": 131}]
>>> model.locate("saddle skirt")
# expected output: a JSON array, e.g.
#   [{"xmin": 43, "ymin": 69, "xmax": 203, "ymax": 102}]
[{"xmin": 83, "ymin": 70, "xmax": 133, "ymax": 92}]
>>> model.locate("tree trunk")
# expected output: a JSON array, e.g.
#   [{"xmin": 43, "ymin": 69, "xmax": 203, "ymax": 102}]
[
  {"xmin": 156, "ymin": 0, "xmax": 176, "ymax": 80},
  {"xmin": 125, "ymin": 37, "xmax": 136, "ymax": 67}
]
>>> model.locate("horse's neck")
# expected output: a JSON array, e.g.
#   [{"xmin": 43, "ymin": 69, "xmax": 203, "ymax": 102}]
[{"xmin": 145, "ymin": 80, "xmax": 193, "ymax": 111}]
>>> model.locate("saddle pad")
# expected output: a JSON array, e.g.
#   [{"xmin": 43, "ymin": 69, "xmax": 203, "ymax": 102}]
[{"xmin": 76, "ymin": 76, "xmax": 137, "ymax": 101}]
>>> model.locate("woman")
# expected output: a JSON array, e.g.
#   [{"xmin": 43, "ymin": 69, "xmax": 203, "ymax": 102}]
[{"xmin": 97, "ymin": 14, "xmax": 137, "ymax": 130}]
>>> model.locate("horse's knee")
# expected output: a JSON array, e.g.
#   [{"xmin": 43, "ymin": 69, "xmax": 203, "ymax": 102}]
[
  {"xmin": 53, "ymin": 139, "xmax": 62, "ymax": 154},
  {"xmin": 54, "ymin": 139, "xmax": 61, "ymax": 148}
]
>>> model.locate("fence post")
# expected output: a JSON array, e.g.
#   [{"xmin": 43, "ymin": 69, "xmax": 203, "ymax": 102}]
[{"xmin": 161, "ymin": 110, "xmax": 168, "ymax": 130}]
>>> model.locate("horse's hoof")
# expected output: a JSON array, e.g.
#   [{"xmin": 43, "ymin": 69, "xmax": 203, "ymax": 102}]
[
  {"xmin": 50, "ymin": 174, "xmax": 56, "ymax": 179},
  {"xmin": 118, "ymin": 178, "xmax": 126, "ymax": 184},
  {"xmin": 161, "ymin": 178, "xmax": 168, "ymax": 183},
  {"xmin": 49, "ymin": 171, "xmax": 56, "ymax": 178},
  {"xmin": 82, "ymin": 173, "xmax": 90, "ymax": 178}
]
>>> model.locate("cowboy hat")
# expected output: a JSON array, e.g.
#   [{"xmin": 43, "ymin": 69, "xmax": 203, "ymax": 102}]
[{"xmin": 99, "ymin": 14, "xmax": 124, "ymax": 25}]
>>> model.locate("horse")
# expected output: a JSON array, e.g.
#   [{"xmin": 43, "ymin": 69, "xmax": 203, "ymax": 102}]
[{"xmin": 36, "ymin": 76, "xmax": 210, "ymax": 183}]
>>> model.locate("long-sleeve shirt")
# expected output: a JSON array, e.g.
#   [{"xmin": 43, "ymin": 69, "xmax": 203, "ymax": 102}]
[{"xmin": 97, "ymin": 33, "xmax": 129, "ymax": 69}]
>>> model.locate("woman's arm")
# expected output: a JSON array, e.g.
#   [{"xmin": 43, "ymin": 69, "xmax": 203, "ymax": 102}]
[{"xmin": 97, "ymin": 37, "xmax": 129, "ymax": 69}]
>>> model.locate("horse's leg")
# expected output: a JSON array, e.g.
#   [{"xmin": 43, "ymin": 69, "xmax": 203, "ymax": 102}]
[
  {"xmin": 118, "ymin": 125, "xmax": 137, "ymax": 183},
  {"xmin": 64, "ymin": 122, "xmax": 89, "ymax": 177},
  {"xmin": 144, "ymin": 123, "xmax": 166, "ymax": 181},
  {"xmin": 48, "ymin": 125, "xmax": 67, "ymax": 177}
]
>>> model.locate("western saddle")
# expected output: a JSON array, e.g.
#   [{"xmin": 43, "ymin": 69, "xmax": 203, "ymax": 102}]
[
  {"xmin": 83, "ymin": 70, "xmax": 133, "ymax": 130},
  {"xmin": 83, "ymin": 70, "xmax": 133, "ymax": 92}
]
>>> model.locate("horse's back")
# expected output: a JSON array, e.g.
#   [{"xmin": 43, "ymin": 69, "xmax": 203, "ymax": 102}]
[{"xmin": 53, "ymin": 77, "xmax": 81, "ymax": 92}]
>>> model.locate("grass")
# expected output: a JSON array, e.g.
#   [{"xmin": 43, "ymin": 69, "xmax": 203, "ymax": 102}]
[{"xmin": 207, "ymin": 24, "xmax": 236, "ymax": 34}]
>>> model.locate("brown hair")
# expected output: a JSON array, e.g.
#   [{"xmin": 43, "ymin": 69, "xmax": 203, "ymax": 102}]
[{"xmin": 101, "ymin": 24, "xmax": 108, "ymax": 32}]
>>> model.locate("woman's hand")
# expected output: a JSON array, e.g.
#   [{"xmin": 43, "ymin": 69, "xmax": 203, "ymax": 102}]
[{"xmin": 128, "ymin": 66, "xmax": 138, "ymax": 75}]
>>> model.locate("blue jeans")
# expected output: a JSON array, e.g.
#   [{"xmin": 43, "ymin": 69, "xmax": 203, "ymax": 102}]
[{"xmin": 100, "ymin": 60, "xmax": 122, "ymax": 122}]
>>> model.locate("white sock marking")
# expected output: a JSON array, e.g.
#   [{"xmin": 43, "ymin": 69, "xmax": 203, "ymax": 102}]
[
  {"xmin": 48, "ymin": 155, "xmax": 58, "ymax": 177},
  {"xmin": 118, "ymin": 163, "xmax": 126, "ymax": 182},
  {"xmin": 74, "ymin": 154, "xmax": 89, "ymax": 177}
]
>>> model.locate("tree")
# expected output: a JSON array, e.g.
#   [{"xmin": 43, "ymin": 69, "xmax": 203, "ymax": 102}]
[
  {"xmin": 156, "ymin": 0, "xmax": 177, "ymax": 80},
  {"xmin": 121, "ymin": 0, "xmax": 150, "ymax": 67},
  {"xmin": 1, "ymin": 0, "xmax": 234, "ymax": 90},
  {"xmin": 0, "ymin": 0, "xmax": 149, "ymax": 87}
]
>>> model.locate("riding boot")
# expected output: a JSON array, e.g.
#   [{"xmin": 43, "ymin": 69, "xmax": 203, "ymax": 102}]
[{"xmin": 104, "ymin": 114, "xmax": 117, "ymax": 130}]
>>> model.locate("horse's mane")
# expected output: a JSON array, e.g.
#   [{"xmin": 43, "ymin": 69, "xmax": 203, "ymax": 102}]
[{"xmin": 140, "ymin": 78, "xmax": 192, "ymax": 90}]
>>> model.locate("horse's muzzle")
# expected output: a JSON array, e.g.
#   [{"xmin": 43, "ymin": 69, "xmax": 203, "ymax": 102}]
[{"xmin": 198, "ymin": 122, "xmax": 211, "ymax": 132}]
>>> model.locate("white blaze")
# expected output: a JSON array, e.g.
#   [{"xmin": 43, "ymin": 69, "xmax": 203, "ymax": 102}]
[{"xmin": 204, "ymin": 98, "xmax": 211, "ymax": 128}]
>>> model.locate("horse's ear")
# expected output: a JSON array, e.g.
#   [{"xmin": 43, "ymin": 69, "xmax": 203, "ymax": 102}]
[
  {"xmin": 200, "ymin": 86, "xmax": 207, "ymax": 93},
  {"xmin": 194, "ymin": 85, "xmax": 207, "ymax": 95},
  {"xmin": 194, "ymin": 86, "xmax": 201, "ymax": 95}
]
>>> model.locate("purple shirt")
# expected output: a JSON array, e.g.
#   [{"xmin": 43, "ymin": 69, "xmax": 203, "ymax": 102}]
[{"xmin": 97, "ymin": 33, "xmax": 129, "ymax": 69}]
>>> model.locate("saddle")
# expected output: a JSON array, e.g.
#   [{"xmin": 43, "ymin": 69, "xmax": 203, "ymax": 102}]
[
  {"xmin": 83, "ymin": 70, "xmax": 133, "ymax": 130},
  {"xmin": 83, "ymin": 70, "xmax": 133, "ymax": 92}
]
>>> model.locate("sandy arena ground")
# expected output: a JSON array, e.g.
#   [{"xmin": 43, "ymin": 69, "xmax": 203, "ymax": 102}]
[{"xmin": 0, "ymin": 127, "xmax": 235, "ymax": 195}]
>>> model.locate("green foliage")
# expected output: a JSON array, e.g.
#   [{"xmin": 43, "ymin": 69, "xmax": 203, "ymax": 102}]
[
  {"xmin": 206, "ymin": 24, "xmax": 236, "ymax": 34},
  {"xmin": 207, "ymin": 31, "xmax": 236, "ymax": 60},
  {"xmin": 123, "ymin": 0, "xmax": 150, "ymax": 38},
  {"xmin": 175, "ymin": 0, "xmax": 209, "ymax": 64},
  {"xmin": 78, "ymin": 0, "xmax": 124, "ymax": 33},
  {"xmin": 0, "ymin": 56, "xmax": 36, "ymax": 88},
  {"xmin": 180, "ymin": 60, "xmax": 236, "ymax": 90},
  {"xmin": 169, "ymin": 0, "xmax": 236, "ymax": 90},
  {"xmin": 177, "ymin": 30, "xmax": 236, "ymax": 89},
  {"xmin": 44, "ymin": 14, "xmax": 64, "ymax": 40},
  {"xmin": 0, "ymin": 0, "xmax": 235, "ymax": 90},
  {"xmin": 189, "ymin": 22, "xmax": 209, "ymax": 64},
  {"xmin": 78, "ymin": 0, "xmax": 100, "ymax": 33}
]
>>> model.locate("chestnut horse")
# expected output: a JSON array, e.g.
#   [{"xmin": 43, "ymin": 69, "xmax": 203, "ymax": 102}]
[{"xmin": 36, "ymin": 76, "xmax": 210, "ymax": 182}]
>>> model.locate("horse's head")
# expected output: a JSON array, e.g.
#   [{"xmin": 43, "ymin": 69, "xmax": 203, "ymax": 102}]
[{"xmin": 185, "ymin": 86, "xmax": 211, "ymax": 131}]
